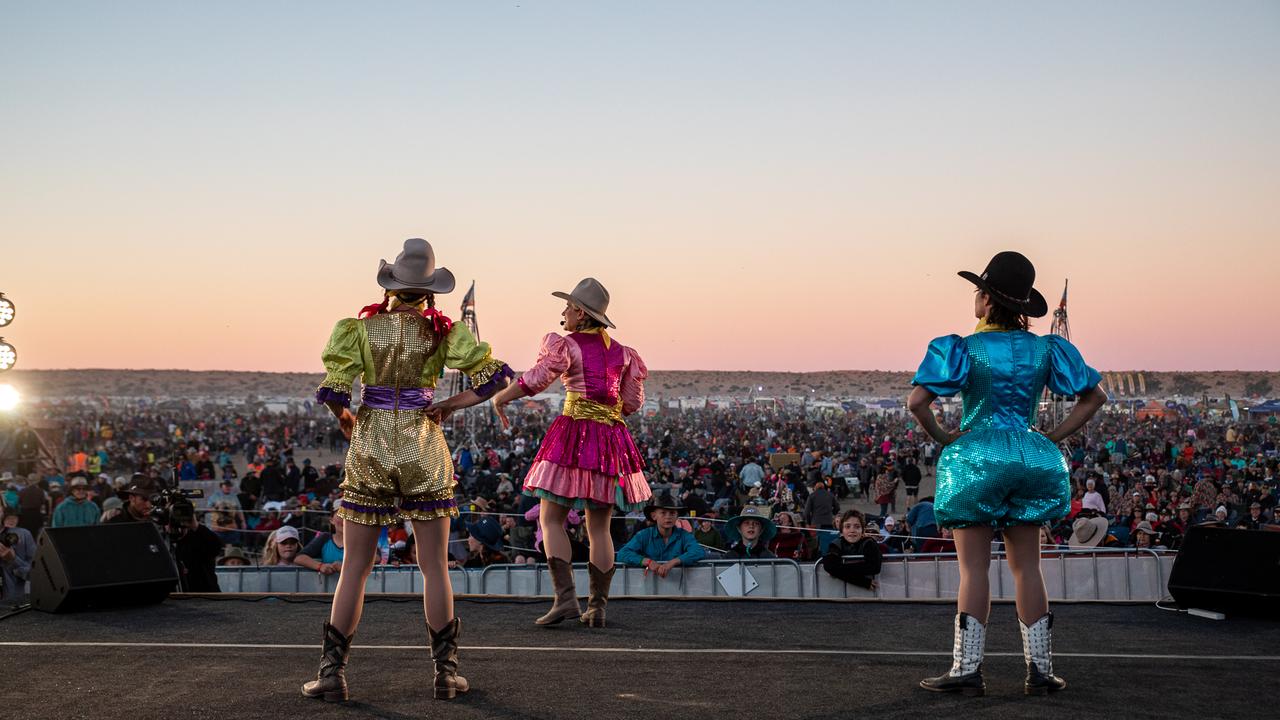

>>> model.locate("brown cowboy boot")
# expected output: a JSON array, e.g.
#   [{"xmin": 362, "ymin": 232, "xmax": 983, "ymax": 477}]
[
  {"xmin": 301, "ymin": 622, "xmax": 353, "ymax": 702},
  {"xmin": 535, "ymin": 557, "xmax": 581, "ymax": 626},
  {"xmin": 428, "ymin": 617, "xmax": 470, "ymax": 700},
  {"xmin": 579, "ymin": 562, "xmax": 616, "ymax": 628}
]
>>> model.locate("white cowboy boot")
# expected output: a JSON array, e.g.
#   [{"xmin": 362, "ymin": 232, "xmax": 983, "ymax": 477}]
[
  {"xmin": 919, "ymin": 612, "xmax": 986, "ymax": 696},
  {"xmin": 1021, "ymin": 612, "xmax": 1067, "ymax": 695}
]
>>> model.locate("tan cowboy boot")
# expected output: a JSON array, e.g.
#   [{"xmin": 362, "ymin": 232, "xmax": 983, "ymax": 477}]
[
  {"xmin": 535, "ymin": 557, "xmax": 581, "ymax": 626},
  {"xmin": 301, "ymin": 622, "xmax": 353, "ymax": 702},
  {"xmin": 428, "ymin": 617, "xmax": 470, "ymax": 700},
  {"xmin": 579, "ymin": 562, "xmax": 616, "ymax": 628}
]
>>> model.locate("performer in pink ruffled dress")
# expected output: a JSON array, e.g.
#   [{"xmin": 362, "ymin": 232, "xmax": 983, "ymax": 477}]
[{"xmin": 490, "ymin": 278, "xmax": 651, "ymax": 627}]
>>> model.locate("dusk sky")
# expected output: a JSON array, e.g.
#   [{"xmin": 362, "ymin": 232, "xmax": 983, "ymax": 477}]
[{"xmin": 2, "ymin": 2, "xmax": 1277, "ymax": 374}]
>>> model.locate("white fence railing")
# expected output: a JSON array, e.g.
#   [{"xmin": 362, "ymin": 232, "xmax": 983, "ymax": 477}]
[{"xmin": 215, "ymin": 549, "xmax": 1175, "ymax": 601}]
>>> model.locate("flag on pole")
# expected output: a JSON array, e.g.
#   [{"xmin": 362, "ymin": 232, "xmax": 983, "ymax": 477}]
[
  {"xmin": 1058, "ymin": 279, "xmax": 1069, "ymax": 309},
  {"xmin": 460, "ymin": 281, "xmax": 476, "ymax": 314}
]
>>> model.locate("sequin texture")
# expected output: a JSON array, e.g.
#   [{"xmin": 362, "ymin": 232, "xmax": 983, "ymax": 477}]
[
  {"xmin": 913, "ymin": 331, "xmax": 1101, "ymax": 529},
  {"xmin": 333, "ymin": 311, "xmax": 458, "ymax": 526}
]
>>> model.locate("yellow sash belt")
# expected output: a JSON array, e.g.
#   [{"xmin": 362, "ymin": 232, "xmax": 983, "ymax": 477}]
[{"xmin": 563, "ymin": 391, "xmax": 625, "ymax": 426}]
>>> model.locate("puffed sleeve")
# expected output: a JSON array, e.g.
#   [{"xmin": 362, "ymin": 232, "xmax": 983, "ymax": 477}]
[
  {"xmin": 911, "ymin": 335, "xmax": 970, "ymax": 397},
  {"xmin": 517, "ymin": 333, "xmax": 573, "ymax": 397},
  {"xmin": 619, "ymin": 346, "xmax": 648, "ymax": 416},
  {"xmin": 316, "ymin": 318, "xmax": 363, "ymax": 407},
  {"xmin": 1045, "ymin": 335, "xmax": 1102, "ymax": 397},
  {"xmin": 441, "ymin": 323, "xmax": 514, "ymax": 400}
]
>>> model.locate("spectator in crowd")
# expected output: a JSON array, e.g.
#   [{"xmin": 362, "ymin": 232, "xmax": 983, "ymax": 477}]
[
  {"xmin": 263, "ymin": 526, "xmax": 304, "ymax": 566},
  {"xmin": 460, "ymin": 517, "xmax": 510, "ymax": 568},
  {"xmin": 17, "ymin": 474, "xmax": 48, "ymax": 535},
  {"xmin": 1082, "ymin": 476, "xmax": 1107, "ymax": 514},
  {"xmin": 99, "ymin": 496, "xmax": 124, "ymax": 523},
  {"xmin": 905, "ymin": 496, "xmax": 938, "ymax": 552},
  {"xmin": 617, "ymin": 500, "xmax": 705, "ymax": 576},
  {"xmin": 1, "ymin": 506, "xmax": 37, "ymax": 603},
  {"xmin": 901, "ymin": 456, "xmax": 922, "ymax": 508},
  {"xmin": 296, "ymin": 503, "xmax": 346, "ymax": 576},
  {"xmin": 106, "ymin": 476, "xmax": 156, "ymax": 524},
  {"xmin": 821, "ymin": 509, "xmax": 882, "ymax": 590},
  {"xmin": 218, "ymin": 547, "xmax": 252, "ymax": 567},
  {"xmin": 51, "ymin": 476, "xmax": 99, "ymax": 528},
  {"xmin": 1068, "ymin": 514, "xmax": 1109, "ymax": 549},
  {"xmin": 692, "ymin": 514, "xmax": 725, "ymax": 554},
  {"xmin": 874, "ymin": 471, "xmax": 899, "ymax": 517},
  {"xmin": 723, "ymin": 505, "xmax": 777, "ymax": 559},
  {"xmin": 174, "ymin": 511, "xmax": 223, "ymax": 592},
  {"xmin": 1132, "ymin": 521, "xmax": 1164, "ymax": 550},
  {"xmin": 769, "ymin": 510, "xmax": 810, "ymax": 561},
  {"xmin": 1240, "ymin": 502, "xmax": 1269, "ymax": 530}
]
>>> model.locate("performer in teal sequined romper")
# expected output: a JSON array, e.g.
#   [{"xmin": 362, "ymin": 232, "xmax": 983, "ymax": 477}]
[{"xmin": 909, "ymin": 252, "xmax": 1107, "ymax": 698}]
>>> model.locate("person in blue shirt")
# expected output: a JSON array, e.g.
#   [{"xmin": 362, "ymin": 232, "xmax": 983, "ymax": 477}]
[
  {"xmin": 909, "ymin": 252, "xmax": 1107, "ymax": 698},
  {"xmin": 905, "ymin": 496, "xmax": 938, "ymax": 552},
  {"xmin": 617, "ymin": 499, "xmax": 704, "ymax": 576}
]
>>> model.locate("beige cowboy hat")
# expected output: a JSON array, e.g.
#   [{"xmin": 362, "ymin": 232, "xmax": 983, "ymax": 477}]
[
  {"xmin": 377, "ymin": 238, "xmax": 456, "ymax": 293},
  {"xmin": 552, "ymin": 277, "xmax": 615, "ymax": 329},
  {"xmin": 1068, "ymin": 515, "xmax": 1109, "ymax": 548}
]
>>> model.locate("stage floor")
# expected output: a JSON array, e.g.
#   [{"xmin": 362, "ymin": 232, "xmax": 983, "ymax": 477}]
[{"xmin": 3, "ymin": 597, "xmax": 1276, "ymax": 720}]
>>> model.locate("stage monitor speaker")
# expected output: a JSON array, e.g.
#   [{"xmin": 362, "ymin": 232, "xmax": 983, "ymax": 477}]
[
  {"xmin": 29, "ymin": 522, "xmax": 178, "ymax": 613},
  {"xmin": 1168, "ymin": 525, "xmax": 1280, "ymax": 618}
]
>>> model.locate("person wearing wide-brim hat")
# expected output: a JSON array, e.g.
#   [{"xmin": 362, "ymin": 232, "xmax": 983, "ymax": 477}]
[
  {"xmin": 489, "ymin": 277, "xmax": 653, "ymax": 632},
  {"xmin": 463, "ymin": 516, "xmax": 510, "ymax": 567},
  {"xmin": 908, "ymin": 251, "xmax": 1109, "ymax": 697},
  {"xmin": 304, "ymin": 238, "xmax": 517, "ymax": 705},
  {"xmin": 1068, "ymin": 515, "xmax": 1109, "ymax": 549},
  {"xmin": 723, "ymin": 504, "xmax": 778, "ymax": 559},
  {"xmin": 106, "ymin": 475, "xmax": 157, "ymax": 524}
]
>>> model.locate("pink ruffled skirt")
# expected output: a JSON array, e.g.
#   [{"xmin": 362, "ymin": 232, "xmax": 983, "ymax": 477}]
[{"xmin": 523, "ymin": 415, "xmax": 651, "ymax": 511}]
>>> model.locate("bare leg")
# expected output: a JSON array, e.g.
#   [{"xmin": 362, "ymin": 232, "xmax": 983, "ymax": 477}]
[
  {"xmin": 1002, "ymin": 524, "xmax": 1049, "ymax": 623},
  {"xmin": 539, "ymin": 499, "xmax": 572, "ymax": 561},
  {"xmin": 953, "ymin": 526, "xmax": 994, "ymax": 623},
  {"xmin": 412, "ymin": 517, "xmax": 455, "ymax": 632},
  {"xmin": 584, "ymin": 507, "xmax": 615, "ymax": 570},
  {"xmin": 327, "ymin": 522, "xmax": 381, "ymax": 636}
]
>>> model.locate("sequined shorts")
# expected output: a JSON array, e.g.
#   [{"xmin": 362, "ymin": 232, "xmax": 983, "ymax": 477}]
[
  {"xmin": 934, "ymin": 428, "xmax": 1071, "ymax": 529},
  {"xmin": 337, "ymin": 406, "xmax": 458, "ymax": 526}
]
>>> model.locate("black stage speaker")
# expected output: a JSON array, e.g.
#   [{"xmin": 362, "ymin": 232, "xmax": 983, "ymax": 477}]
[
  {"xmin": 1168, "ymin": 525, "xmax": 1280, "ymax": 617},
  {"xmin": 29, "ymin": 523, "xmax": 179, "ymax": 613}
]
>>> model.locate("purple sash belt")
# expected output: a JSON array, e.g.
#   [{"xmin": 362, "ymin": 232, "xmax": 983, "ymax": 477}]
[{"xmin": 361, "ymin": 385, "xmax": 435, "ymax": 410}]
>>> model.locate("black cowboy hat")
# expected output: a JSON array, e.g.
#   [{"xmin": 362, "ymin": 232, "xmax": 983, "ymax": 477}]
[
  {"xmin": 958, "ymin": 251, "xmax": 1049, "ymax": 318},
  {"xmin": 117, "ymin": 474, "xmax": 157, "ymax": 500},
  {"xmin": 643, "ymin": 491, "xmax": 684, "ymax": 520}
]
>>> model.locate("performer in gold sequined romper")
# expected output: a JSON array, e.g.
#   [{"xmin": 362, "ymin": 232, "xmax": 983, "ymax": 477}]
[{"xmin": 301, "ymin": 239, "xmax": 514, "ymax": 704}]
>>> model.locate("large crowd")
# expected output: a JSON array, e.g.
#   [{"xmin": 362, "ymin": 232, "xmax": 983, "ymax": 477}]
[{"xmin": 3, "ymin": 398, "xmax": 1278, "ymax": 599}]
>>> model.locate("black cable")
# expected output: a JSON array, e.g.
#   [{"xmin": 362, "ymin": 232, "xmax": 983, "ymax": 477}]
[{"xmin": 0, "ymin": 603, "xmax": 32, "ymax": 622}]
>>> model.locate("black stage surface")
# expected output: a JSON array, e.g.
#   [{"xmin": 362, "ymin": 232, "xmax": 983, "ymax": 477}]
[{"xmin": 3, "ymin": 597, "xmax": 1276, "ymax": 720}]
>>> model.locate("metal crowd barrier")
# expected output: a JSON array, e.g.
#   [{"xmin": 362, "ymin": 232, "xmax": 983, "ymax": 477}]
[
  {"xmin": 809, "ymin": 548, "xmax": 1175, "ymax": 601},
  {"xmin": 214, "ymin": 550, "xmax": 1174, "ymax": 601},
  {"xmin": 214, "ymin": 565, "xmax": 471, "ymax": 594},
  {"xmin": 475, "ymin": 559, "xmax": 804, "ymax": 597}
]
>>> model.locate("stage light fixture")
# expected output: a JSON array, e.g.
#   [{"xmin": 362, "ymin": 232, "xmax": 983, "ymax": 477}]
[
  {"xmin": 0, "ymin": 383, "xmax": 17, "ymax": 411},
  {"xmin": 0, "ymin": 294, "xmax": 13, "ymax": 327},
  {"xmin": 0, "ymin": 339, "xmax": 15, "ymax": 371}
]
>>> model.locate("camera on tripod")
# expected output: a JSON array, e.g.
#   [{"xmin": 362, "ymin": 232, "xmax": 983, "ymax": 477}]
[{"xmin": 149, "ymin": 477, "xmax": 204, "ymax": 536}]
